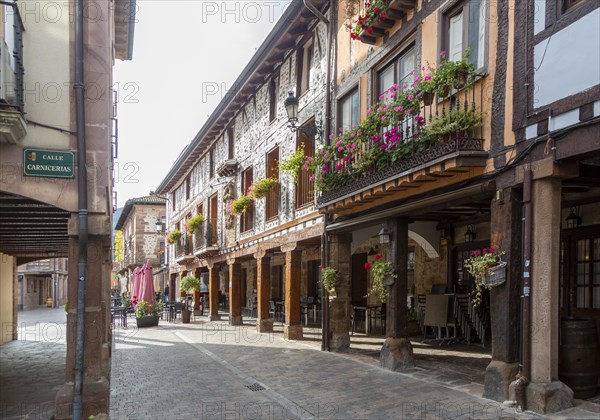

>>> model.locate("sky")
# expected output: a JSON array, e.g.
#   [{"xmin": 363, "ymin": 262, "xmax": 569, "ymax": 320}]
[{"xmin": 113, "ymin": 1, "xmax": 292, "ymax": 207}]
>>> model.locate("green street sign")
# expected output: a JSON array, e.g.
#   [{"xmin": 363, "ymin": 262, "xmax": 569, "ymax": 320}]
[{"xmin": 23, "ymin": 148, "xmax": 75, "ymax": 179}]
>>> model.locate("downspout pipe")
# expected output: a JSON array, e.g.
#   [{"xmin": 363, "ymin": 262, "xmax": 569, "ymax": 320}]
[
  {"xmin": 72, "ymin": 0, "xmax": 89, "ymax": 418},
  {"xmin": 303, "ymin": 0, "xmax": 333, "ymax": 351},
  {"xmin": 515, "ymin": 169, "xmax": 533, "ymax": 412}
]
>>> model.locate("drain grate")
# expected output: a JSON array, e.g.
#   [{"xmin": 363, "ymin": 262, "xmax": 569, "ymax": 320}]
[{"xmin": 245, "ymin": 382, "xmax": 266, "ymax": 392}]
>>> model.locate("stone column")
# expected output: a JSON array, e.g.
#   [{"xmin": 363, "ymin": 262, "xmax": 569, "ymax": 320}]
[
  {"xmin": 527, "ymin": 177, "xmax": 572, "ymax": 412},
  {"xmin": 255, "ymin": 250, "xmax": 273, "ymax": 333},
  {"xmin": 55, "ymin": 214, "xmax": 112, "ymax": 419},
  {"xmin": 484, "ymin": 188, "xmax": 521, "ymax": 401},
  {"xmin": 328, "ymin": 233, "xmax": 351, "ymax": 351},
  {"xmin": 228, "ymin": 259, "xmax": 242, "ymax": 325},
  {"xmin": 380, "ymin": 217, "xmax": 414, "ymax": 370},
  {"xmin": 283, "ymin": 244, "xmax": 302, "ymax": 339},
  {"xmin": 208, "ymin": 262, "xmax": 220, "ymax": 321}
]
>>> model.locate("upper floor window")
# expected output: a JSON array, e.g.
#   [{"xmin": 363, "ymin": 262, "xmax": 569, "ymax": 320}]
[
  {"xmin": 269, "ymin": 77, "xmax": 279, "ymax": 122},
  {"xmin": 443, "ymin": 1, "xmax": 487, "ymax": 71},
  {"xmin": 226, "ymin": 126, "xmax": 235, "ymax": 159},
  {"xmin": 296, "ymin": 38, "xmax": 314, "ymax": 97},
  {"xmin": 561, "ymin": 0, "xmax": 587, "ymax": 14},
  {"xmin": 340, "ymin": 88, "xmax": 360, "ymax": 131},
  {"xmin": 185, "ymin": 176, "xmax": 191, "ymax": 201},
  {"xmin": 241, "ymin": 167, "xmax": 254, "ymax": 232},
  {"xmin": 209, "ymin": 148, "xmax": 215, "ymax": 179},
  {"xmin": 265, "ymin": 147, "xmax": 280, "ymax": 220},
  {"xmin": 377, "ymin": 45, "xmax": 416, "ymax": 99},
  {"xmin": 296, "ymin": 133, "xmax": 314, "ymax": 209}
]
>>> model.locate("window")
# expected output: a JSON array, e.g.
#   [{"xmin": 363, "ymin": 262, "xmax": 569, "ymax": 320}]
[
  {"xmin": 377, "ymin": 46, "xmax": 416, "ymax": 98},
  {"xmin": 269, "ymin": 77, "xmax": 279, "ymax": 122},
  {"xmin": 296, "ymin": 39, "xmax": 314, "ymax": 96},
  {"xmin": 226, "ymin": 126, "xmax": 235, "ymax": 159},
  {"xmin": 185, "ymin": 176, "xmax": 190, "ymax": 201},
  {"xmin": 209, "ymin": 148, "xmax": 215, "ymax": 179},
  {"xmin": 241, "ymin": 167, "xmax": 254, "ymax": 232},
  {"xmin": 561, "ymin": 0, "xmax": 587, "ymax": 14},
  {"xmin": 265, "ymin": 148, "xmax": 280, "ymax": 220},
  {"xmin": 340, "ymin": 89, "xmax": 360, "ymax": 132},
  {"xmin": 208, "ymin": 195, "xmax": 218, "ymax": 246},
  {"xmin": 296, "ymin": 133, "xmax": 314, "ymax": 208},
  {"xmin": 442, "ymin": 1, "xmax": 487, "ymax": 70}
]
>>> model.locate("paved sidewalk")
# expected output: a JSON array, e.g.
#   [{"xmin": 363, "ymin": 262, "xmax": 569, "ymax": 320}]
[
  {"xmin": 0, "ymin": 307, "xmax": 68, "ymax": 420},
  {"xmin": 110, "ymin": 317, "xmax": 534, "ymax": 420}
]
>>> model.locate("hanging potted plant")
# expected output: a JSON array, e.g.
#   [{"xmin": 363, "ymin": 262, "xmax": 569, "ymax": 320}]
[
  {"xmin": 251, "ymin": 177, "xmax": 278, "ymax": 199},
  {"xmin": 320, "ymin": 266, "xmax": 339, "ymax": 300},
  {"xmin": 187, "ymin": 214, "xmax": 205, "ymax": 233},
  {"xmin": 231, "ymin": 194, "xmax": 253, "ymax": 215},
  {"xmin": 463, "ymin": 247, "xmax": 506, "ymax": 308},
  {"xmin": 166, "ymin": 229, "xmax": 182, "ymax": 245},
  {"xmin": 365, "ymin": 255, "xmax": 397, "ymax": 303},
  {"xmin": 279, "ymin": 144, "xmax": 305, "ymax": 183},
  {"xmin": 179, "ymin": 275, "xmax": 200, "ymax": 323}
]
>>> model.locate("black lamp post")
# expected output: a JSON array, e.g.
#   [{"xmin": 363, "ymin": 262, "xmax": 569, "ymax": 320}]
[
  {"xmin": 284, "ymin": 91, "xmax": 323, "ymax": 138},
  {"xmin": 155, "ymin": 218, "xmax": 165, "ymax": 234}
]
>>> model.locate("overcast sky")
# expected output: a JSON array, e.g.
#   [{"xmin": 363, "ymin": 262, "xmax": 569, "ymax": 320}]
[{"xmin": 113, "ymin": 1, "xmax": 291, "ymax": 207}]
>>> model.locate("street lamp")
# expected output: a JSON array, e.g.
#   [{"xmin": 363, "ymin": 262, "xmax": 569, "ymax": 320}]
[
  {"xmin": 155, "ymin": 218, "xmax": 166, "ymax": 234},
  {"xmin": 284, "ymin": 91, "xmax": 323, "ymax": 138},
  {"xmin": 565, "ymin": 208, "xmax": 582, "ymax": 229},
  {"xmin": 378, "ymin": 226, "xmax": 391, "ymax": 245},
  {"xmin": 464, "ymin": 225, "xmax": 476, "ymax": 242}
]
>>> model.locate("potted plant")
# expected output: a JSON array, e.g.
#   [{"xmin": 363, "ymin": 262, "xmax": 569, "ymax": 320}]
[
  {"xmin": 205, "ymin": 220, "xmax": 214, "ymax": 245},
  {"xmin": 231, "ymin": 194, "xmax": 253, "ymax": 215},
  {"xmin": 279, "ymin": 144, "xmax": 305, "ymax": 182},
  {"xmin": 187, "ymin": 214, "xmax": 205, "ymax": 233},
  {"xmin": 134, "ymin": 300, "xmax": 163, "ymax": 328},
  {"xmin": 179, "ymin": 275, "xmax": 200, "ymax": 323},
  {"xmin": 251, "ymin": 177, "xmax": 278, "ymax": 199},
  {"xmin": 166, "ymin": 229, "xmax": 182, "ymax": 245},
  {"xmin": 320, "ymin": 266, "xmax": 338, "ymax": 299},
  {"xmin": 365, "ymin": 255, "xmax": 397, "ymax": 303},
  {"xmin": 463, "ymin": 247, "xmax": 506, "ymax": 307},
  {"xmin": 433, "ymin": 50, "xmax": 476, "ymax": 97},
  {"xmin": 421, "ymin": 107, "xmax": 484, "ymax": 142}
]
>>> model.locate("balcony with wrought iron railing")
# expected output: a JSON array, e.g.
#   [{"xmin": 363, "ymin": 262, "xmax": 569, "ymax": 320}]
[
  {"xmin": 315, "ymin": 81, "xmax": 488, "ymax": 213},
  {"xmin": 192, "ymin": 217, "xmax": 218, "ymax": 259},
  {"xmin": 175, "ymin": 234, "xmax": 194, "ymax": 264}
]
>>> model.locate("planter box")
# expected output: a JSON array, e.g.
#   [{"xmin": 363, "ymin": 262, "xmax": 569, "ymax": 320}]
[
  {"xmin": 182, "ymin": 309, "xmax": 191, "ymax": 324},
  {"xmin": 136, "ymin": 315, "xmax": 159, "ymax": 328}
]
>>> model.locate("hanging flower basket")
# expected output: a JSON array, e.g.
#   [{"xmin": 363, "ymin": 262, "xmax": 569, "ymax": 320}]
[{"xmin": 481, "ymin": 261, "xmax": 507, "ymax": 288}]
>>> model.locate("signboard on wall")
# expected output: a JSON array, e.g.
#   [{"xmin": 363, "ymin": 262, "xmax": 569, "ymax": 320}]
[{"xmin": 23, "ymin": 148, "xmax": 74, "ymax": 178}]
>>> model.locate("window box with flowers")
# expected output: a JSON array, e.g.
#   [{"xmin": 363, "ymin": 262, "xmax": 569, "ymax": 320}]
[
  {"xmin": 463, "ymin": 247, "xmax": 506, "ymax": 307},
  {"xmin": 365, "ymin": 255, "xmax": 397, "ymax": 303},
  {"xmin": 347, "ymin": 0, "xmax": 416, "ymax": 43}
]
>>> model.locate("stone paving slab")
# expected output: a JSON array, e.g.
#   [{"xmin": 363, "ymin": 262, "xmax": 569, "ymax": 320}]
[{"xmin": 110, "ymin": 319, "xmax": 534, "ymax": 420}]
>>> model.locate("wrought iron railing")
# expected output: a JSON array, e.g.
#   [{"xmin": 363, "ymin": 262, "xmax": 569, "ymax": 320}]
[
  {"xmin": 317, "ymin": 85, "xmax": 486, "ymax": 206},
  {"xmin": 193, "ymin": 218, "xmax": 218, "ymax": 252},
  {"xmin": 175, "ymin": 235, "xmax": 190, "ymax": 258}
]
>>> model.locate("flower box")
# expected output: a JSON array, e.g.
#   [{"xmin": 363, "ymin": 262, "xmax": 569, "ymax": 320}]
[
  {"xmin": 136, "ymin": 315, "xmax": 159, "ymax": 328},
  {"xmin": 482, "ymin": 261, "xmax": 507, "ymax": 288}
]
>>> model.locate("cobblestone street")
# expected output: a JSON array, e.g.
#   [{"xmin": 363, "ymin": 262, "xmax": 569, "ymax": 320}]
[{"xmin": 2, "ymin": 309, "xmax": 599, "ymax": 419}]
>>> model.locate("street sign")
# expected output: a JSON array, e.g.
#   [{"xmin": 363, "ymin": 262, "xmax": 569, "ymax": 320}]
[{"xmin": 23, "ymin": 148, "xmax": 75, "ymax": 178}]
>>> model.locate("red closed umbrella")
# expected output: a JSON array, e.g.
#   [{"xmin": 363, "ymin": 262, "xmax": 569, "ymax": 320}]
[{"xmin": 139, "ymin": 259, "xmax": 155, "ymax": 305}]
